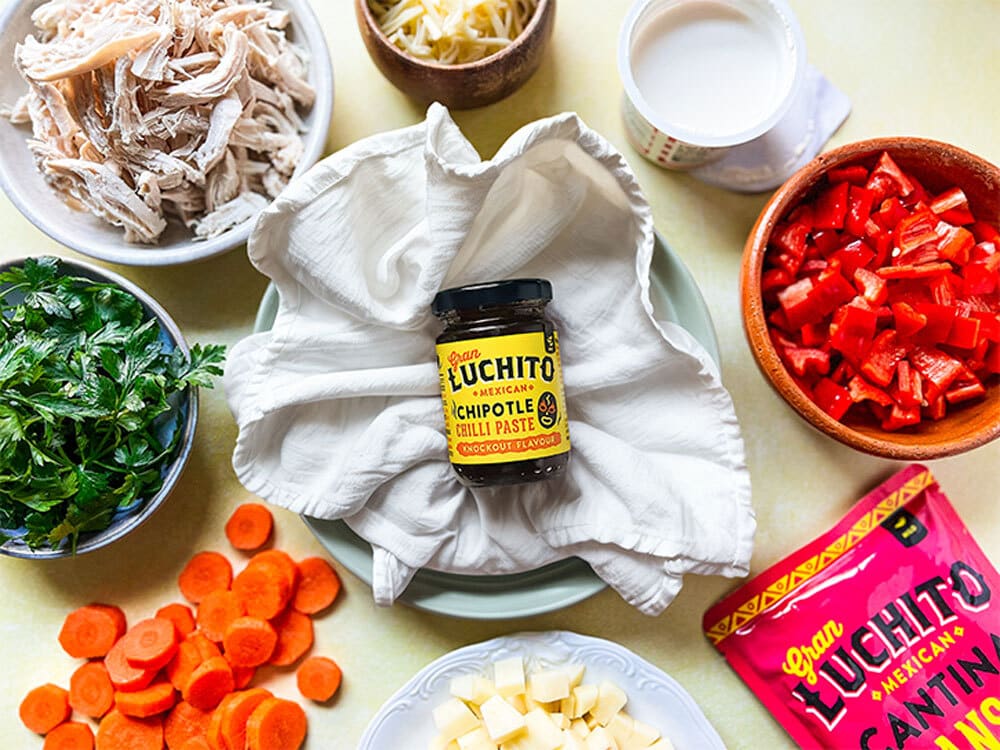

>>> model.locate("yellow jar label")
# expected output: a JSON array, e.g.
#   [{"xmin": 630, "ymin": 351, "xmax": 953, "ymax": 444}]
[{"xmin": 436, "ymin": 331, "xmax": 570, "ymax": 465}]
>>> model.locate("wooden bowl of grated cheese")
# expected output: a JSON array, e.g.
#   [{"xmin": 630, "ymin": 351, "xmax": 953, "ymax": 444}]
[{"xmin": 357, "ymin": 0, "xmax": 556, "ymax": 110}]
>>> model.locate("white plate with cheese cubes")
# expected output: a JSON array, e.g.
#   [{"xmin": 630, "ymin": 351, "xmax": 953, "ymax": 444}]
[{"xmin": 358, "ymin": 630, "xmax": 726, "ymax": 750}]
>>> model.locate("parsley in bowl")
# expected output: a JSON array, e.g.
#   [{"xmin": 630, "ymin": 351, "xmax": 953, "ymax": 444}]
[{"xmin": 0, "ymin": 256, "xmax": 224, "ymax": 556}]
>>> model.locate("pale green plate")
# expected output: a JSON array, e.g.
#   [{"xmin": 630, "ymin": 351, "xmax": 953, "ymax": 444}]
[{"xmin": 253, "ymin": 231, "xmax": 719, "ymax": 619}]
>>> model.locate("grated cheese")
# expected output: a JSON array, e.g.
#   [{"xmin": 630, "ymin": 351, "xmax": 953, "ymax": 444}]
[{"xmin": 370, "ymin": 0, "xmax": 539, "ymax": 64}]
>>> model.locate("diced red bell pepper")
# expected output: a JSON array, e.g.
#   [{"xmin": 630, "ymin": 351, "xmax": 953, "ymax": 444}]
[
  {"xmin": 945, "ymin": 380, "xmax": 986, "ymax": 404},
  {"xmin": 813, "ymin": 378, "xmax": 853, "ymax": 420},
  {"xmin": 896, "ymin": 209, "xmax": 940, "ymax": 254},
  {"xmin": 925, "ymin": 395, "xmax": 947, "ymax": 420},
  {"xmin": 971, "ymin": 242, "xmax": 997, "ymax": 261},
  {"xmin": 866, "ymin": 152, "xmax": 915, "ymax": 202},
  {"xmin": 909, "ymin": 346, "xmax": 965, "ymax": 392},
  {"xmin": 945, "ymin": 316, "xmax": 981, "ymax": 350},
  {"xmin": 827, "ymin": 165, "xmax": 870, "ymax": 185},
  {"xmin": 860, "ymin": 330, "xmax": 909, "ymax": 387},
  {"xmin": 877, "ymin": 263, "xmax": 953, "ymax": 280},
  {"xmin": 761, "ymin": 268, "xmax": 794, "ymax": 299},
  {"xmin": 800, "ymin": 259, "xmax": 830, "ymax": 276},
  {"xmin": 892, "ymin": 360, "xmax": 923, "ymax": 409},
  {"xmin": 930, "ymin": 187, "xmax": 971, "ymax": 217},
  {"xmin": 963, "ymin": 254, "xmax": 1000, "ymax": 296},
  {"xmin": 845, "ymin": 186, "xmax": 876, "ymax": 238},
  {"xmin": 873, "ymin": 197, "xmax": 910, "ymax": 231},
  {"xmin": 812, "ymin": 230, "xmax": 842, "ymax": 256},
  {"xmin": 928, "ymin": 274, "xmax": 958, "ymax": 307},
  {"xmin": 891, "ymin": 301, "xmax": 928, "ymax": 338},
  {"xmin": 829, "ymin": 301, "xmax": 878, "ymax": 362},
  {"xmin": 986, "ymin": 342, "xmax": 1000, "ymax": 374},
  {"xmin": 782, "ymin": 345, "xmax": 831, "ymax": 377},
  {"xmin": 800, "ymin": 322, "xmax": 827, "ymax": 347},
  {"xmin": 787, "ymin": 204, "xmax": 815, "ymax": 230},
  {"xmin": 777, "ymin": 277, "xmax": 817, "ymax": 329},
  {"xmin": 813, "ymin": 181, "xmax": 850, "ymax": 230},
  {"xmin": 936, "ymin": 224, "xmax": 975, "ymax": 265},
  {"xmin": 895, "ymin": 243, "xmax": 941, "ymax": 268},
  {"xmin": 830, "ymin": 359, "xmax": 855, "ymax": 384},
  {"xmin": 969, "ymin": 311, "xmax": 1000, "ymax": 342},
  {"xmin": 970, "ymin": 221, "xmax": 1000, "ymax": 245},
  {"xmin": 847, "ymin": 374, "xmax": 894, "ymax": 406},
  {"xmin": 912, "ymin": 303, "xmax": 957, "ymax": 342},
  {"xmin": 882, "ymin": 402, "xmax": 921, "ymax": 431},
  {"xmin": 853, "ymin": 268, "xmax": 887, "ymax": 307},
  {"xmin": 773, "ymin": 222, "xmax": 809, "ymax": 258},
  {"xmin": 768, "ymin": 307, "xmax": 792, "ymax": 333},
  {"xmin": 832, "ymin": 239, "xmax": 876, "ymax": 276}
]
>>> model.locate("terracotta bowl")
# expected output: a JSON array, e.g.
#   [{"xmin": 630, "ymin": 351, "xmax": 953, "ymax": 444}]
[
  {"xmin": 355, "ymin": 0, "xmax": 555, "ymax": 110},
  {"xmin": 741, "ymin": 137, "xmax": 1000, "ymax": 459}
]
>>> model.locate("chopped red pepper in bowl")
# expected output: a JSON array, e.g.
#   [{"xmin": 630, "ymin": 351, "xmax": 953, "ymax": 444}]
[{"xmin": 741, "ymin": 138, "xmax": 1000, "ymax": 459}]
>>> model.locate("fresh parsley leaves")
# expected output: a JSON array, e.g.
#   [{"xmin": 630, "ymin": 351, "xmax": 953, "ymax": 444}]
[{"xmin": 0, "ymin": 257, "xmax": 225, "ymax": 551}]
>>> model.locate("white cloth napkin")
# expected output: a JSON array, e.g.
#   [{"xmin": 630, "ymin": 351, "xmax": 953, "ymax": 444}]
[
  {"xmin": 225, "ymin": 104, "xmax": 754, "ymax": 615},
  {"xmin": 691, "ymin": 65, "xmax": 851, "ymax": 192}
]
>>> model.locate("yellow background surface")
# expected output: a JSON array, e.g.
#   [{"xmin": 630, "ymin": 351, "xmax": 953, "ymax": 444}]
[{"xmin": 1, "ymin": 1, "xmax": 998, "ymax": 748}]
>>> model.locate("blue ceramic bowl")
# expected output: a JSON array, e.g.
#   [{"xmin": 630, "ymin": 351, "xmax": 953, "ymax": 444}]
[{"xmin": 0, "ymin": 257, "xmax": 197, "ymax": 558}]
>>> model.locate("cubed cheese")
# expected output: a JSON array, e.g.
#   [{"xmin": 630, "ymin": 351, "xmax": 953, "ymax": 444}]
[
  {"xmin": 451, "ymin": 675, "xmax": 479, "ymax": 702},
  {"xmin": 562, "ymin": 729, "xmax": 588, "ymax": 750},
  {"xmin": 566, "ymin": 664, "xmax": 586, "ymax": 688},
  {"xmin": 434, "ymin": 698, "xmax": 481, "ymax": 741},
  {"xmin": 590, "ymin": 682, "xmax": 628, "ymax": 726},
  {"xmin": 570, "ymin": 717, "xmax": 590, "ymax": 738},
  {"xmin": 494, "ymin": 657, "xmax": 526, "ymax": 697},
  {"xmin": 606, "ymin": 713, "xmax": 634, "ymax": 747},
  {"xmin": 500, "ymin": 709, "xmax": 563, "ymax": 750},
  {"xmin": 584, "ymin": 726, "xmax": 618, "ymax": 750},
  {"xmin": 570, "ymin": 685, "xmax": 599, "ymax": 718},
  {"xmin": 481, "ymin": 695, "xmax": 527, "ymax": 744},
  {"xmin": 506, "ymin": 694, "xmax": 528, "ymax": 714},
  {"xmin": 457, "ymin": 727, "xmax": 499, "ymax": 750},
  {"xmin": 430, "ymin": 734, "xmax": 461, "ymax": 750},
  {"xmin": 527, "ymin": 670, "xmax": 571, "ymax": 703},
  {"xmin": 549, "ymin": 712, "xmax": 570, "ymax": 731},
  {"xmin": 630, "ymin": 719, "xmax": 661, "ymax": 747}
]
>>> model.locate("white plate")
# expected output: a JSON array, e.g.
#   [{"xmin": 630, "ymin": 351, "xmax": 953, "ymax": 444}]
[{"xmin": 358, "ymin": 631, "xmax": 727, "ymax": 750}]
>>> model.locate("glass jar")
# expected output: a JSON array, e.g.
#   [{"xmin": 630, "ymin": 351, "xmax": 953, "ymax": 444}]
[{"xmin": 431, "ymin": 279, "xmax": 571, "ymax": 487}]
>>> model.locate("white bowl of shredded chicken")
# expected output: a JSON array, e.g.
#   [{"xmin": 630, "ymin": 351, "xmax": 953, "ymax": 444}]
[{"xmin": 0, "ymin": 0, "xmax": 333, "ymax": 265}]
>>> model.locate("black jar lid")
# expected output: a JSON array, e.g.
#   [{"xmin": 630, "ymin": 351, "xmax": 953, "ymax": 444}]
[{"xmin": 431, "ymin": 278, "xmax": 552, "ymax": 315}]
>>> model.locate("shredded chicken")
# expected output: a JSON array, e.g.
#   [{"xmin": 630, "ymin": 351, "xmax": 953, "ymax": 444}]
[{"xmin": 6, "ymin": 0, "xmax": 316, "ymax": 244}]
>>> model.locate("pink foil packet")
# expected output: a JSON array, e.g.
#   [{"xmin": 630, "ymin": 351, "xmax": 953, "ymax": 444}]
[{"xmin": 703, "ymin": 464, "xmax": 1000, "ymax": 750}]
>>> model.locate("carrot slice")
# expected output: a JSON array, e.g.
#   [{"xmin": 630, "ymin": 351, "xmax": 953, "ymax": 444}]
[
  {"xmin": 269, "ymin": 610, "xmax": 313, "ymax": 667},
  {"xmin": 245, "ymin": 697, "xmax": 307, "ymax": 750},
  {"xmin": 163, "ymin": 701, "xmax": 213, "ymax": 750},
  {"xmin": 156, "ymin": 604, "xmax": 196, "ymax": 638},
  {"xmin": 94, "ymin": 710, "xmax": 163, "ymax": 750},
  {"xmin": 166, "ymin": 640, "xmax": 204, "ymax": 692},
  {"xmin": 105, "ymin": 638, "xmax": 158, "ymax": 692},
  {"xmin": 225, "ymin": 504, "xmax": 274, "ymax": 551},
  {"xmin": 180, "ymin": 738, "xmax": 212, "ymax": 750},
  {"xmin": 248, "ymin": 550, "xmax": 298, "ymax": 590},
  {"xmin": 231, "ymin": 561, "xmax": 291, "ymax": 620},
  {"xmin": 43, "ymin": 721, "xmax": 94, "ymax": 750},
  {"xmin": 182, "ymin": 657, "xmax": 234, "ymax": 711},
  {"xmin": 114, "ymin": 680, "xmax": 177, "ymax": 718},
  {"xmin": 232, "ymin": 665, "xmax": 256, "ymax": 690},
  {"xmin": 216, "ymin": 689, "xmax": 272, "ymax": 750},
  {"xmin": 222, "ymin": 617, "xmax": 278, "ymax": 668},
  {"xmin": 58, "ymin": 605, "xmax": 126, "ymax": 659},
  {"xmin": 20, "ymin": 683, "xmax": 71, "ymax": 735},
  {"xmin": 178, "ymin": 552, "xmax": 233, "ymax": 604},
  {"xmin": 296, "ymin": 656, "xmax": 342, "ymax": 703},
  {"xmin": 196, "ymin": 590, "xmax": 246, "ymax": 642},
  {"xmin": 186, "ymin": 632, "xmax": 223, "ymax": 662},
  {"xmin": 69, "ymin": 662, "xmax": 115, "ymax": 719},
  {"xmin": 122, "ymin": 617, "xmax": 179, "ymax": 670},
  {"xmin": 292, "ymin": 557, "xmax": 341, "ymax": 615}
]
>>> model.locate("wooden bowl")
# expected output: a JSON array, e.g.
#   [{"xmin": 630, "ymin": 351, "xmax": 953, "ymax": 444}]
[
  {"xmin": 741, "ymin": 137, "xmax": 1000, "ymax": 459},
  {"xmin": 356, "ymin": 0, "xmax": 555, "ymax": 110}
]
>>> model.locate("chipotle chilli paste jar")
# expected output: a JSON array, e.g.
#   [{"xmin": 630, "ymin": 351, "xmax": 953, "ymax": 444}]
[{"xmin": 432, "ymin": 279, "xmax": 571, "ymax": 487}]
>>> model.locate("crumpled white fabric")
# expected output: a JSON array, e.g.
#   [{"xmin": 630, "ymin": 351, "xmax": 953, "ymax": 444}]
[{"xmin": 225, "ymin": 104, "xmax": 754, "ymax": 615}]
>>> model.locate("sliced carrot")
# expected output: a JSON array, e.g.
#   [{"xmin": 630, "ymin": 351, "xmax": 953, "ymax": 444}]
[
  {"xmin": 20, "ymin": 683, "xmax": 71, "ymax": 735},
  {"xmin": 186, "ymin": 632, "xmax": 223, "ymax": 662},
  {"xmin": 245, "ymin": 697, "xmax": 307, "ymax": 750},
  {"xmin": 69, "ymin": 661, "xmax": 115, "ymax": 719},
  {"xmin": 180, "ymin": 739, "xmax": 212, "ymax": 750},
  {"xmin": 222, "ymin": 617, "xmax": 278, "ymax": 668},
  {"xmin": 196, "ymin": 590, "xmax": 246, "ymax": 642},
  {"xmin": 94, "ymin": 710, "xmax": 162, "ymax": 750},
  {"xmin": 232, "ymin": 665, "xmax": 256, "ymax": 690},
  {"xmin": 58, "ymin": 605, "xmax": 126, "ymax": 659},
  {"xmin": 42, "ymin": 721, "xmax": 94, "ymax": 750},
  {"xmin": 269, "ymin": 609, "xmax": 313, "ymax": 667},
  {"xmin": 163, "ymin": 701, "xmax": 212, "ymax": 750},
  {"xmin": 225, "ymin": 503, "xmax": 274, "ymax": 551},
  {"xmin": 292, "ymin": 557, "xmax": 341, "ymax": 615},
  {"xmin": 231, "ymin": 562, "xmax": 291, "ymax": 620},
  {"xmin": 216, "ymin": 689, "xmax": 272, "ymax": 750},
  {"xmin": 114, "ymin": 680, "xmax": 177, "ymax": 718},
  {"xmin": 156, "ymin": 603, "xmax": 196, "ymax": 638},
  {"xmin": 296, "ymin": 656, "xmax": 342, "ymax": 703},
  {"xmin": 206, "ymin": 702, "xmax": 226, "ymax": 750},
  {"xmin": 122, "ymin": 617, "xmax": 179, "ymax": 670},
  {"xmin": 166, "ymin": 640, "xmax": 204, "ymax": 692},
  {"xmin": 178, "ymin": 552, "xmax": 233, "ymax": 604},
  {"xmin": 104, "ymin": 638, "xmax": 158, "ymax": 693},
  {"xmin": 182, "ymin": 657, "xmax": 234, "ymax": 711},
  {"xmin": 248, "ymin": 550, "xmax": 298, "ymax": 590}
]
